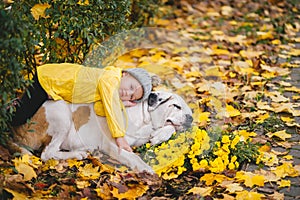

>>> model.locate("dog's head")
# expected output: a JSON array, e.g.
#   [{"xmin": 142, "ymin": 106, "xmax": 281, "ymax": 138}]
[{"xmin": 147, "ymin": 91, "xmax": 193, "ymax": 132}]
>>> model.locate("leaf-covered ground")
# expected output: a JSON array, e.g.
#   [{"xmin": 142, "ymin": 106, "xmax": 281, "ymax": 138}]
[{"xmin": 1, "ymin": 0, "xmax": 300, "ymax": 199}]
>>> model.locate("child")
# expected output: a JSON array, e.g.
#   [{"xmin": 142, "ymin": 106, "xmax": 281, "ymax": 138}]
[{"xmin": 11, "ymin": 63, "xmax": 153, "ymax": 152}]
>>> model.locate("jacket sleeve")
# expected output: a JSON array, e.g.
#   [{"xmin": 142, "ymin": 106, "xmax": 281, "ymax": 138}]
[{"xmin": 97, "ymin": 67, "xmax": 127, "ymax": 138}]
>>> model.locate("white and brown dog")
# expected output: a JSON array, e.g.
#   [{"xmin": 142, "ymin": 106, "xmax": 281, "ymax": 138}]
[{"xmin": 10, "ymin": 91, "xmax": 193, "ymax": 173}]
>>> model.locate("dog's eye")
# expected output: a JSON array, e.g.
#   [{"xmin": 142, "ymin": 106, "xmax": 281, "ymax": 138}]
[{"xmin": 173, "ymin": 104, "xmax": 181, "ymax": 110}]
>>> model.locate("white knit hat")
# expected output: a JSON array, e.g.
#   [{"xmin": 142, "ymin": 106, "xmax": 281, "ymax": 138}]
[{"xmin": 124, "ymin": 68, "xmax": 152, "ymax": 102}]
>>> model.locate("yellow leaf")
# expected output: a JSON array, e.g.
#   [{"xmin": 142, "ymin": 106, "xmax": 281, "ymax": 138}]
[
  {"xmin": 257, "ymin": 31, "xmax": 274, "ymax": 40},
  {"xmin": 224, "ymin": 183, "xmax": 244, "ymax": 193},
  {"xmin": 234, "ymin": 130, "xmax": 256, "ymax": 141},
  {"xmin": 239, "ymin": 50, "xmax": 264, "ymax": 59},
  {"xmin": 227, "ymin": 35, "xmax": 247, "ymax": 45},
  {"xmin": 259, "ymin": 151, "xmax": 279, "ymax": 167},
  {"xmin": 226, "ymin": 104, "xmax": 241, "ymax": 117},
  {"xmin": 200, "ymin": 173, "xmax": 227, "ymax": 185},
  {"xmin": 261, "ymin": 71, "xmax": 276, "ymax": 78},
  {"xmin": 233, "ymin": 60, "xmax": 255, "ymax": 75},
  {"xmin": 4, "ymin": 188, "xmax": 28, "ymax": 199},
  {"xmin": 162, "ymin": 172, "xmax": 179, "ymax": 180},
  {"xmin": 141, "ymin": 64, "xmax": 175, "ymax": 77},
  {"xmin": 255, "ymin": 169, "xmax": 280, "ymax": 182},
  {"xmin": 280, "ymin": 116, "xmax": 294, "ymax": 123},
  {"xmin": 187, "ymin": 186, "xmax": 213, "ymax": 196},
  {"xmin": 271, "ymin": 39, "xmax": 281, "ymax": 45},
  {"xmin": 205, "ymin": 66, "xmax": 222, "ymax": 77},
  {"xmin": 285, "ymin": 86, "xmax": 300, "ymax": 93},
  {"xmin": 261, "ymin": 64, "xmax": 290, "ymax": 76},
  {"xmin": 235, "ymin": 190, "xmax": 265, "ymax": 200},
  {"xmin": 76, "ymin": 180, "xmax": 90, "ymax": 189},
  {"xmin": 283, "ymin": 155, "xmax": 293, "ymax": 160},
  {"xmin": 256, "ymin": 101, "xmax": 272, "ymax": 111},
  {"xmin": 255, "ymin": 113, "xmax": 269, "ymax": 123},
  {"xmin": 13, "ymin": 155, "xmax": 37, "ymax": 181},
  {"xmin": 111, "ymin": 184, "xmax": 148, "ymax": 199},
  {"xmin": 266, "ymin": 130, "xmax": 291, "ymax": 141},
  {"xmin": 235, "ymin": 171, "xmax": 265, "ymax": 187},
  {"xmin": 184, "ymin": 71, "xmax": 202, "ymax": 78},
  {"xmin": 272, "ymin": 163, "xmax": 299, "ymax": 178},
  {"xmin": 15, "ymin": 162, "xmax": 37, "ymax": 181},
  {"xmin": 211, "ymin": 48, "xmax": 230, "ymax": 55},
  {"xmin": 221, "ymin": 6, "xmax": 233, "ymax": 16},
  {"xmin": 78, "ymin": 164, "xmax": 100, "ymax": 180},
  {"xmin": 271, "ymin": 102, "xmax": 300, "ymax": 116},
  {"xmin": 278, "ymin": 179, "xmax": 291, "ymax": 188},
  {"xmin": 31, "ymin": 3, "xmax": 51, "ymax": 20},
  {"xmin": 288, "ymin": 48, "xmax": 300, "ymax": 56},
  {"xmin": 42, "ymin": 159, "xmax": 59, "ymax": 171},
  {"xmin": 29, "ymin": 155, "xmax": 42, "ymax": 168},
  {"xmin": 67, "ymin": 159, "xmax": 84, "ymax": 168}
]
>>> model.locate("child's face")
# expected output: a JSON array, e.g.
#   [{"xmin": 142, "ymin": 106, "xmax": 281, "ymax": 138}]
[{"xmin": 119, "ymin": 72, "xmax": 143, "ymax": 102}]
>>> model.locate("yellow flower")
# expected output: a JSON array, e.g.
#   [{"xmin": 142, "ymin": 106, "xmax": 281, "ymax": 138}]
[
  {"xmin": 231, "ymin": 156, "xmax": 237, "ymax": 162},
  {"xmin": 230, "ymin": 135, "xmax": 240, "ymax": 149},
  {"xmin": 191, "ymin": 142, "xmax": 200, "ymax": 152},
  {"xmin": 222, "ymin": 154, "xmax": 229, "ymax": 166},
  {"xmin": 228, "ymin": 162, "xmax": 235, "ymax": 170},
  {"xmin": 222, "ymin": 144, "xmax": 230, "ymax": 153},
  {"xmin": 210, "ymin": 157, "xmax": 226, "ymax": 173},
  {"xmin": 192, "ymin": 162, "xmax": 201, "ymax": 171},
  {"xmin": 222, "ymin": 135, "xmax": 230, "ymax": 144},
  {"xmin": 235, "ymin": 161, "xmax": 239, "ymax": 168},
  {"xmin": 177, "ymin": 166, "xmax": 186, "ymax": 175},
  {"xmin": 145, "ymin": 143, "xmax": 151, "ymax": 148},
  {"xmin": 199, "ymin": 159, "xmax": 208, "ymax": 168}
]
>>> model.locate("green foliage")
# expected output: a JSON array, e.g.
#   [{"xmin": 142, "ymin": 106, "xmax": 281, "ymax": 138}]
[
  {"xmin": 0, "ymin": 0, "xmax": 161, "ymax": 143},
  {"xmin": 0, "ymin": 3, "xmax": 35, "ymax": 137}
]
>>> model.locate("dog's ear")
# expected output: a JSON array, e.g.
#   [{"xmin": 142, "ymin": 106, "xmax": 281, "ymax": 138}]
[
  {"xmin": 151, "ymin": 75, "xmax": 161, "ymax": 88},
  {"xmin": 143, "ymin": 100, "xmax": 151, "ymax": 124}
]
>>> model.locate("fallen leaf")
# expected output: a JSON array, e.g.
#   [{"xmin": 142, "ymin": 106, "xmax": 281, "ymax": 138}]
[
  {"xmin": 266, "ymin": 130, "xmax": 291, "ymax": 141},
  {"xmin": 224, "ymin": 183, "xmax": 244, "ymax": 193},
  {"xmin": 278, "ymin": 179, "xmax": 291, "ymax": 188},
  {"xmin": 269, "ymin": 192, "xmax": 284, "ymax": 200},
  {"xmin": 4, "ymin": 188, "xmax": 28, "ymax": 199},
  {"xmin": 78, "ymin": 164, "xmax": 100, "ymax": 180},
  {"xmin": 187, "ymin": 186, "xmax": 213, "ymax": 196},
  {"xmin": 111, "ymin": 184, "xmax": 148, "ymax": 199},
  {"xmin": 235, "ymin": 190, "xmax": 265, "ymax": 200},
  {"xmin": 235, "ymin": 171, "xmax": 265, "ymax": 187},
  {"xmin": 272, "ymin": 163, "xmax": 299, "ymax": 178},
  {"xmin": 226, "ymin": 104, "xmax": 241, "ymax": 117}
]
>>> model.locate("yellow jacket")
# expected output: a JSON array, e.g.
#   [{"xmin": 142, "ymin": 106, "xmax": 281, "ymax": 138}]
[{"xmin": 37, "ymin": 63, "xmax": 126, "ymax": 138}]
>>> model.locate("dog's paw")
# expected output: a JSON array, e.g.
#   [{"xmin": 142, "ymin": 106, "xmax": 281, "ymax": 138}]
[
  {"xmin": 41, "ymin": 150, "xmax": 88, "ymax": 160},
  {"xmin": 72, "ymin": 151, "xmax": 88, "ymax": 160}
]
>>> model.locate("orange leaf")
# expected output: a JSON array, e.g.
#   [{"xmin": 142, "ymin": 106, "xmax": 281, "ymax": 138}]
[{"xmin": 31, "ymin": 3, "xmax": 51, "ymax": 20}]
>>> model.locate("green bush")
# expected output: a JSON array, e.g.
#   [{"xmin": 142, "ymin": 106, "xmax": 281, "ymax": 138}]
[{"xmin": 0, "ymin": 0, "xmax": 161, "ymax": 144}]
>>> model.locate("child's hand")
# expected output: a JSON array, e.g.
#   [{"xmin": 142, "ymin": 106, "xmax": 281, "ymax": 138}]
[
  {"xmin": 115, "ymin": 137, "xmax": 133, "ymax": 152},
  {"xmin": 122, "ymin": 100, "xmax": 137, "ymax": 107}
]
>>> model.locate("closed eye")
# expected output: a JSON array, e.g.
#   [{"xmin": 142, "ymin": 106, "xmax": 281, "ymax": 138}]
[{"xmin": 173, "ymin": 104, "xmax": 181, "ymax": 110}]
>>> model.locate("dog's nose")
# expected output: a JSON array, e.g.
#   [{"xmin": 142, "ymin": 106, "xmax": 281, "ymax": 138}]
[
  {"xmin": 186, "ymin": 114, "xmax": 193, "ymax": 123},
  {"xmin": 181, "ymin": 114, "xmax": 193, "ymax": 131},
  {"xmin": 148, "ymin": 93, "xmax": 157, "ymax": 106}
]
